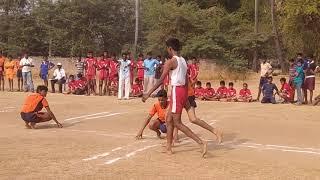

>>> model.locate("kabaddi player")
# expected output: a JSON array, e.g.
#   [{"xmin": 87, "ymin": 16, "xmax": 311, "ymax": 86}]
[
  {"xmin": 97, "ymin": 53, "xmax": 110, "ymax": 96},
  {"xmin": 84, "ymin": 51, "xmax": 97, "ymax": 96},
  {"xmin": 20, "ymin": 85, "xmax": 63, "ymax": 129},
  {"xmin": 142, "ymin": 38, "xmax": 207, "ymax": 157},
  {"xmin": 136, "ymin": 90, "xmax": 168, "ymax": 139}
]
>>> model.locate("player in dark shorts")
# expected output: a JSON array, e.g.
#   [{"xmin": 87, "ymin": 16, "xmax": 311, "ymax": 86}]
[{"xmin": 303, "ymin": 56, "xmax": 317, "ymax": 104}]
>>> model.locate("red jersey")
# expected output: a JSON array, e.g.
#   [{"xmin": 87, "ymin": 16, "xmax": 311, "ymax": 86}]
[
  {"xmin": 136, "ymin": 59, "xmax": 144, "ymax": 79},
  {"xmin": 97, "ymin": 59, "xmax": 110, "ymax": 79},
  {"xmin": 217, "ymin": 87, "xmax": 228, "ymax": 97},
  {"xmin": 194, "ymin": 87, "xmax": 205, "ymax": 97},
  {"xmin": 239, "ymin": 89, "xmax": 252, "ymax": 98},
  {"xmin": 204, "ymin": 88, "xmax": 215, "ymax": 97},
  {"xmin": 227, "ymin": 88, "xmax": 237, "ymax": 97},
  {"xmin": 131, "ymin": 84, "xmax": 142, "ymax": 96},
  {"xmin": 281, "ymin": 83, "xmax": 293, "ymax": 98},
  {"xmin": 84, "ymin": 58, "xmax": 97, "ymax": 76},
  {"xmin": 77, "ymin": 78, "xmax": 87, "ymax": 89},
  {"xmin": 188, "ymin": 64, "xmax": 199, "ymax": 80},
  {"xmin": 109, "ymin": 60, "xmax": 118, "ymax": 77}
]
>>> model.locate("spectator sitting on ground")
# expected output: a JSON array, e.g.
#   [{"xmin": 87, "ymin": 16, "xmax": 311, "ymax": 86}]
[
  {"xmin": 238, "ymin": 83, "xmax": 252, "ymax": 102},
  {"xmin": 203, "ymin": 82, "xmax": 217, "ymax": 101},
  {"xmin": 194, "ymin": 81, "xmax": 205, "ymax": 100},
  {"xmin": 217, "ymin": 81, "xmax": 228, "ymax": 102},
  {"xmin": 279, "ymin": 77, "xmax": 293, "ymax": 103},
  {"xmin": 131, "ymin": 78, "xmax": 143, "ymax": 97},
  {"xmin": 51, "ymin": 63, "xmax": 66, "ymax": 93},
  {"xmin": 261, "ymin": 76, "xmax": 279, "ymax": 104},
  {"xmin": 227, "ymin": 82, "xmax": 237, "ymax": 102}
]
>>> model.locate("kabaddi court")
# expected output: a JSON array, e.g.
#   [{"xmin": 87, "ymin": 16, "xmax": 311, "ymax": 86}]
[{"xmin": 1, "ymin": 78, "xmax": 320, "ymax": 180}]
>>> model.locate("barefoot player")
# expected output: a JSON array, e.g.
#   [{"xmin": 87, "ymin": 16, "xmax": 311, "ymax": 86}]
[
  {"xmin": 20, "ymin": 85, "xmax": 63, "ymax": 129},
  {"xmin": 136, "ymin": 89, "xmax": 168, "ymax": 139},
  {"xmin": 142, "ymin": 38, "xmax": 207, "ymax": 157}
]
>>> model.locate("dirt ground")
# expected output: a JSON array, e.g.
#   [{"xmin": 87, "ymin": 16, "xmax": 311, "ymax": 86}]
[{"xmin": 0, "ymin": 77, "xmax": 320, "ymax": 180}]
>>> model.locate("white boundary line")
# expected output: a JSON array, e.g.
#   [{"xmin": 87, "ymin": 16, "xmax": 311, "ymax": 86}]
[{"xmin": 64, "ymin": 112, "xmax": 110, "ymax": 121}]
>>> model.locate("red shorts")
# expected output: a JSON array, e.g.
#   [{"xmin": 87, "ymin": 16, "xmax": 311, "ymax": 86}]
[
  {"xmin": 170, "ymin": 86, "xmax": 188, "ymax": 114},
  {"xmin": 98, "ymin": 72, "xmax": 108, "ymax": 81},
  {"xmin": 86, "ymin": 74, "xmax": 95, "ymax": 81}
]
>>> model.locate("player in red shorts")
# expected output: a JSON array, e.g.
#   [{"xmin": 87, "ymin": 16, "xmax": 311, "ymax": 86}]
[
  {"xmin": 142, "ymin": 38, "xmax": 207, "ymax": 157},
  {"xmin": 84, "ymin": 51, "xmax": 97, "ymax": 96},
  {"xmin": 136, "ymin": 53, "xmax": 144, "ymax": 82},
  {"xmin": 188, "ymin": 57, "xmax": 199, "ymax": 82},
  {"xmin": 108, "ymin": 53, "xmax": 119, "ymax": 96},
  {"xmin": 227, "ymin": 82, "xmax": 237, "ymax": 102},
  {"xmin": 97, "ymin": 52, "xmax": 110, "ymax": 96},
  {"xmin": 238, "ymin": 83, "xmax": 253, "ymax": 102},
  {"xmin": 279, "ymin": 77, "xmax": 293, "ymax": 103}
]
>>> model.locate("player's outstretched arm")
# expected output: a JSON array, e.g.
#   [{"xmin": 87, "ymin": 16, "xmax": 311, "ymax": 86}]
[
  {"xmin": 136, "ymin": 115, "xmax": 152, "ymax": 139},
  {"xmin": 45, "ymin": 107, "xmax": 63, "ymax": 128}
]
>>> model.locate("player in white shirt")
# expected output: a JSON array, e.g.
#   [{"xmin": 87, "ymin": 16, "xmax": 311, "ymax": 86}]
[
  {"xmin": 19, "ymin": 53, "xmax": 35, "ymax": 92},
  {"xmin": 142, "ymin": 38, "xmax": 207, "ymax": 157}
]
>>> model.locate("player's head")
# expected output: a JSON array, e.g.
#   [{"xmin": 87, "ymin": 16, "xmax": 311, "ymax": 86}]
[
  {"xmin": 156, "ymin": 89, "xmax": 168, "ymax": 107},
  {"xmin": 289, "ymin": 58, "xmax": 295, "ymax": 65},
  {"xmin": 192, "ymin": 57, "xmax": 197, "ymax": 64},
  {"xmin": 267, "ymin": 76, "xmax": 273, "ymax": 83},
  {"xmin": 261, "ymin": 59, "xmax": 267, "ymax": 64},
  {"xmin": 23, "ymin": 52, "xmax": 28, "ymax": 59},
  {"xmin": 297, "ymin": 53, "xmax": 303, "ymax": 59},
  {"xmin": 229, "ymin": 82, "xmax": 234, "ymax": 88},
  {"xmin": 196, "ymin": 81, "xmax": 202, "ymax": 88},
  {"xmin": 156, "ymin": 55, "xmax": 161, "ymax": 61},
  {"xmin": 110, "ymin": 52, "xmax": 116, "ymax": 59},
  {"xmin": 87, "ymin": 51, "xmax": 93, "ymax": 58},
  {"xmin": 43, "ymin": 55, "xmax": 48, "ymax": 61},
  {"xmin": 243, "ymin": 83, "xmax": 248, "ymax": 89},
  {"xmin": 166, "ymin": 38, "xmax": 181, "ymax": 56},
  {"xmin": 57, "ymin": 62, "xmax": 62, "ymax": 69},
  {"xmin": 122, "ymin": 52, "xmax": 127, "ymax": 59},
  {"xmin": 8, "ymin": 55, "xmax": 13, "ymax": 61},
  {"xmin": 138, "ymin": 53, "xmax": 144, "ymax": 59},
  {"xmin": 206, "ymin": 82, "xmax": 211, "ymax": 88},
  {"xmin": 220, "ymin": 80, "xmax": 225, "ymax": 87},
  {"xmin": 69, "ymin": 75, "xmax": 75, "ymax": 81},
  {"xmin": 297, "ymin": 59, "xmax": 304, "ymax": 66},
  {"xmin": 36, "ymin": 85, "xmax": 48, "ymax": 97},
  {"xmin": 280, "ymin": 77, "xmax": 286, "ymax": 85}
]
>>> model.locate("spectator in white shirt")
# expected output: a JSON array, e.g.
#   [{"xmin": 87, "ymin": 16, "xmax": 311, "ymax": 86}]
[
  {"xmin": 19, "ymin": 53, "xmax": 34, "ymax": 92},
  {"xmin": 51, "ymin": 63, "xmax": 66, "ymax": 93},
  {"xmin": 257, "ymin": 59, "xmax": 273, "ymax": 100},
  {"xmin": 118, "ymin": 53, "xmax": 131, "ymax": 100}
]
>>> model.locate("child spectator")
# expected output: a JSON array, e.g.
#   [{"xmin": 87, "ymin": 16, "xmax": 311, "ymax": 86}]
[
  {"xmin": 203, "ymin": 82, "xmax": 217, "ymax": 101},
  {"xmin": 39, "ymin": 56, "xmax": 55, "ymax": 87},
  {"xmin": 238, "ymin": 83, "xmax": 252, "ymax": 102},
  {"xmin": 216, "ymin": 80, "xmax": 228, "ymax": 101},
  {"xmin": 227, "ymin": 82, "xmax": 237, "ymax": 102},
  {"xmin": 279, "ymin": 77, "xmax": 293, "ymax": 103},
  {"xmin": 261, "ymin": 76, "xmax": 279, "ymax": 104},
  {"xmin": 194, "ymin": 81, "xmax": 205, "ymax": 100},
  {"xmin": 294, "ymin": 59, "xmax": 305, "ymax": 105},
  {"xmin": 131, "ymin": 78, "xmax": 143, "ymax": 97}
]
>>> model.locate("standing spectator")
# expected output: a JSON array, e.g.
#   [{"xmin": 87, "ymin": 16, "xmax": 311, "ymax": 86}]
[
  {"xmin": 143, "ymin": 52, "xmax": 159, "ymax": 95},
  {"xmin": 97, "ymin": 53, "xmax": 110, "ymax": 96},
  {"xmin": 75, "ymin": 56, "xmax": 84, "ymax": 76},
  {"xmin": 0, "ymin": 53, "xmax": 5, "ymax": 91},
  {"xmin": 39, "ymin": 56, "xmax": 55, "ymax": 87},
  {"xmin": 256, "ymin": 59, "xmax": 273, "ymax": 101},
  {"xmin": 128, "ymin": 52, "xmax": 135, "ymax": 86},
  {"xmin": 188, "ymin": 57, "xmax": 200, "ymax": 81},
  {"xmin": 108, "ymin": 53, "xmax": 119, "ymax": 96},
  {"xmin": 20, "ymin": 53, "xmax": 34, "ymax": 92},
  {"xmin": 288, "ymin": 59, "xmax": 296, "ymax": 100},
  {"xmin": 84, "ymin": 51, "xmax": 97, "ymax": 96},
  {"xmin": 51, "ymin": 63, "xmax": 66, "ymax": 93},
  {"xmin": 14, "ymin": 55, "xmax": 23, "ymax": 91},
  {"xmin": 118, "ymin": 53, "xmax": 131, "ymax": 100},
  {"xmin": 294, "ymin": 59, "xmax": 305, "ymax": 105},
  {"xmin": 303, "ymin": 55, "xmax": 317, "ymax": 104},
  {"xmin": 4, "ymin": 55, "xmax": 16, "ymax": 92},
  {"xmin": 136, "ymin": 53, "xmax": 144, "ymax": 82}
]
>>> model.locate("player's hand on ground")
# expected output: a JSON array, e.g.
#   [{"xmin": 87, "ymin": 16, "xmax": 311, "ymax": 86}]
[
  {"xmin": 135, "ymin": 133, "xmax": 143, "ymax": 140},
  {"xmin": 57, "ymin": 123, "xmax": 63, "ymax": 128},
  {"xmin": 142, "ymin": 95, "xmax": 149, "ymax": 103}
]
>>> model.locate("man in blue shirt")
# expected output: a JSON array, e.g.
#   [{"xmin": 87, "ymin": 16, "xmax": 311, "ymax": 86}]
[
  {"xmin": 261, "ymin": 76, "xmax": 279, "ymax": 104},
  {"xmin": 39, "ymin": 56, "xmax": 55, "ymax": 87},
  {"xmin": 143, "ymin": 52, "xmax": 159, "ymax": 95}
]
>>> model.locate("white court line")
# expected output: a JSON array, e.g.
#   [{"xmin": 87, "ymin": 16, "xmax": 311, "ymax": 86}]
[
  {"xmin": 64, "ymin": 112, "xmax": 110, "ymax": 121},
  {"xmin": 85, "ymin": 113, "xmax": 123, "ymax": 120}
]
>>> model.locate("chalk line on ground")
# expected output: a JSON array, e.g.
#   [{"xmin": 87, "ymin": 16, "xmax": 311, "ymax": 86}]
[{"xmin": 64, "ymin": 112, "xmax": 110, "ymax": 121}]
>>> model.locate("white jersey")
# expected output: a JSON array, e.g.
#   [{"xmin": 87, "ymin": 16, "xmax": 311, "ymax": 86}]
[{"xmin": 170, "ymin": 56, "xmax": 187, "ymax": 86}]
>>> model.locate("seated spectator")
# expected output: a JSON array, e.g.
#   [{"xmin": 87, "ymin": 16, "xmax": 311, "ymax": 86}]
[
  {"xmin": 216, "ymin": 80, "xmax": 228, "ymax": 101},
  {"xmin": 131, "ymin": 78, "xmax": 143, "ymax": 97},
  {"xmin": 67, "ymin": 75, "xmax": 77, "ymax": 94},
  {"xmin": 203, "ymin": 82, "xmax": 218, "ymax": 101},
  {"xmin": 238, "ymin": 83, "xmax": 252, "ymax": 102},
  {"xmin": 50, "ymin": 63, "xmax": 66, "ymax": 93},
  {"xmin": 227, "ymin": 82, "xmax": 237, "ymax": 102},
  {"xmin": 261, "ymin": 76, "xmax": 279, "ymax": 104},
  {"xmin": 279, "ymin": 77, "xmax": 293, "ymax": 103},
  {"xmin": 194, "ymin": 81, "xmax": 205, "ymax": 100}
]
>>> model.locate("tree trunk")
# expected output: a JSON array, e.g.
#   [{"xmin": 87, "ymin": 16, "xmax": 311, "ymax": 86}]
[
  {"xmin": 270, "ymin": 0, "xmax": 285, "ymax": 73},
  {"xmin": 252, "ymin": 0, "xmax": 259, "ymax": 72}
]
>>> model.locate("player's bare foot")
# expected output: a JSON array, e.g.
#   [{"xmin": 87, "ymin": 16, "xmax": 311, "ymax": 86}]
[
  {"xmin": 29, "ymin": 122, "xmax": 36, "ymax": 129},
  {"xmin": 200, "ymin": 141, "xmax": 208, "ymax": 158},
  {"xmin": 25, "ymin": 124, "xmax": 31, "ymax": 129},
  {"xmin": 215, "ymin": 129, "xmax": 223, "ymax": 144}
]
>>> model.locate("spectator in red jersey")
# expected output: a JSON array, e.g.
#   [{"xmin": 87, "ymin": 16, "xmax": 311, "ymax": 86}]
[
  {"xmin": 227, "ymin": 82, "xmax": 237, "ymax": 102},
  {"xmin": 67, "ymin": 75, "xmax": 77, "ymax": 94},
  {"xmin": 97, "ymin": 53, "xmax": 110, "ymax": 96},
  {"xmin": 131, "ymin": 78, "xmax": 143, "ymax": 97},
  {"xmin": 108, "ymin": 53, "xmax": 119, "ymax": 96},
  {"xmin": 279, "ymin": 77, "xmax": 294, "ymax": 103},
  {"xmin": 84, "ymin": 51, "xmax": 97, "ymax": 96},
  {"xmin": 188, "ymin": 57, "xmax": 199, "ymax": 81},
  {"xmin": 238, "ymin": 83, "xmax": 253, "ymax": 102},
  {"xmin": 194, "ymin": 81, "xmax": 205, "ymax": 100},
  {"xmin": 203, "ymin": 82, "xmax": 217, "ymax": 101},
  {"xmin": 136, "ymin": 53, "xmax": 144, "ymax": 82},
  {"xmin": 216, "ymin": 80, "xmax": 228, "ymax": 101}
]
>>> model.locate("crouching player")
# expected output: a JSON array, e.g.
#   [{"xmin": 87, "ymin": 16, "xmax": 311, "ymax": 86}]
[
  {"xmin": 20, "ymin": 85, "xmax": 63, "ymax": 129},
  {"xmin": 136, "ymin": 90, "xmax": 168, "ymax": 139}
]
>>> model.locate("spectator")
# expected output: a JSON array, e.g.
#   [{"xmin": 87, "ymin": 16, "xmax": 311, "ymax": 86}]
[
  {"xmin": 51, "ymin": 63, "xmax": 66, "ymax": 93},
  {"xmin": 303, "ymin": 55, "xmax": 317, "ymax": 104},
  {"xmin": 118, "ymin": 53, "xmax": 131, "ymax": 100},
  {"xmin": 20, "ymin": 53, "xmax": 34, "ymax": 92},
  {"xmin": 75, "ymin": 56, "xmax": 84, "ymax": 76},
  {"xmin": 39, "ymin": 56, "xmax": 55, "ymax": 87},
  {"xmin": 288, "ymin": 59, "xmax": 296, "ymax": 100},
  {"xmin": 261, "ymin": 76, "xmax": 279, "ymax": 104},
  {"xmin": 143, "ymin": 52, "xmax": 159, "ymax": 95},
  {"xmin": 257, "ymin": 59, "xmax": 273, "ymax": 101},
  {"xmin": 294, "ymin": 59, "xmax": 305, "ymax": 105}
]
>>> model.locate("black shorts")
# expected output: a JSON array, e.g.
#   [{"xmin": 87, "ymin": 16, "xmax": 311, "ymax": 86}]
[
  {"xmin": 17, "ymin": 69, "xmax": 22, "ymax": 78},
  {"xmin": 20, "ymin": 112, "xmax": 39, "ymax": 123},
  {"xmin": 188, "ymin": 96, "xmax": 197, "ymax": 108}
]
